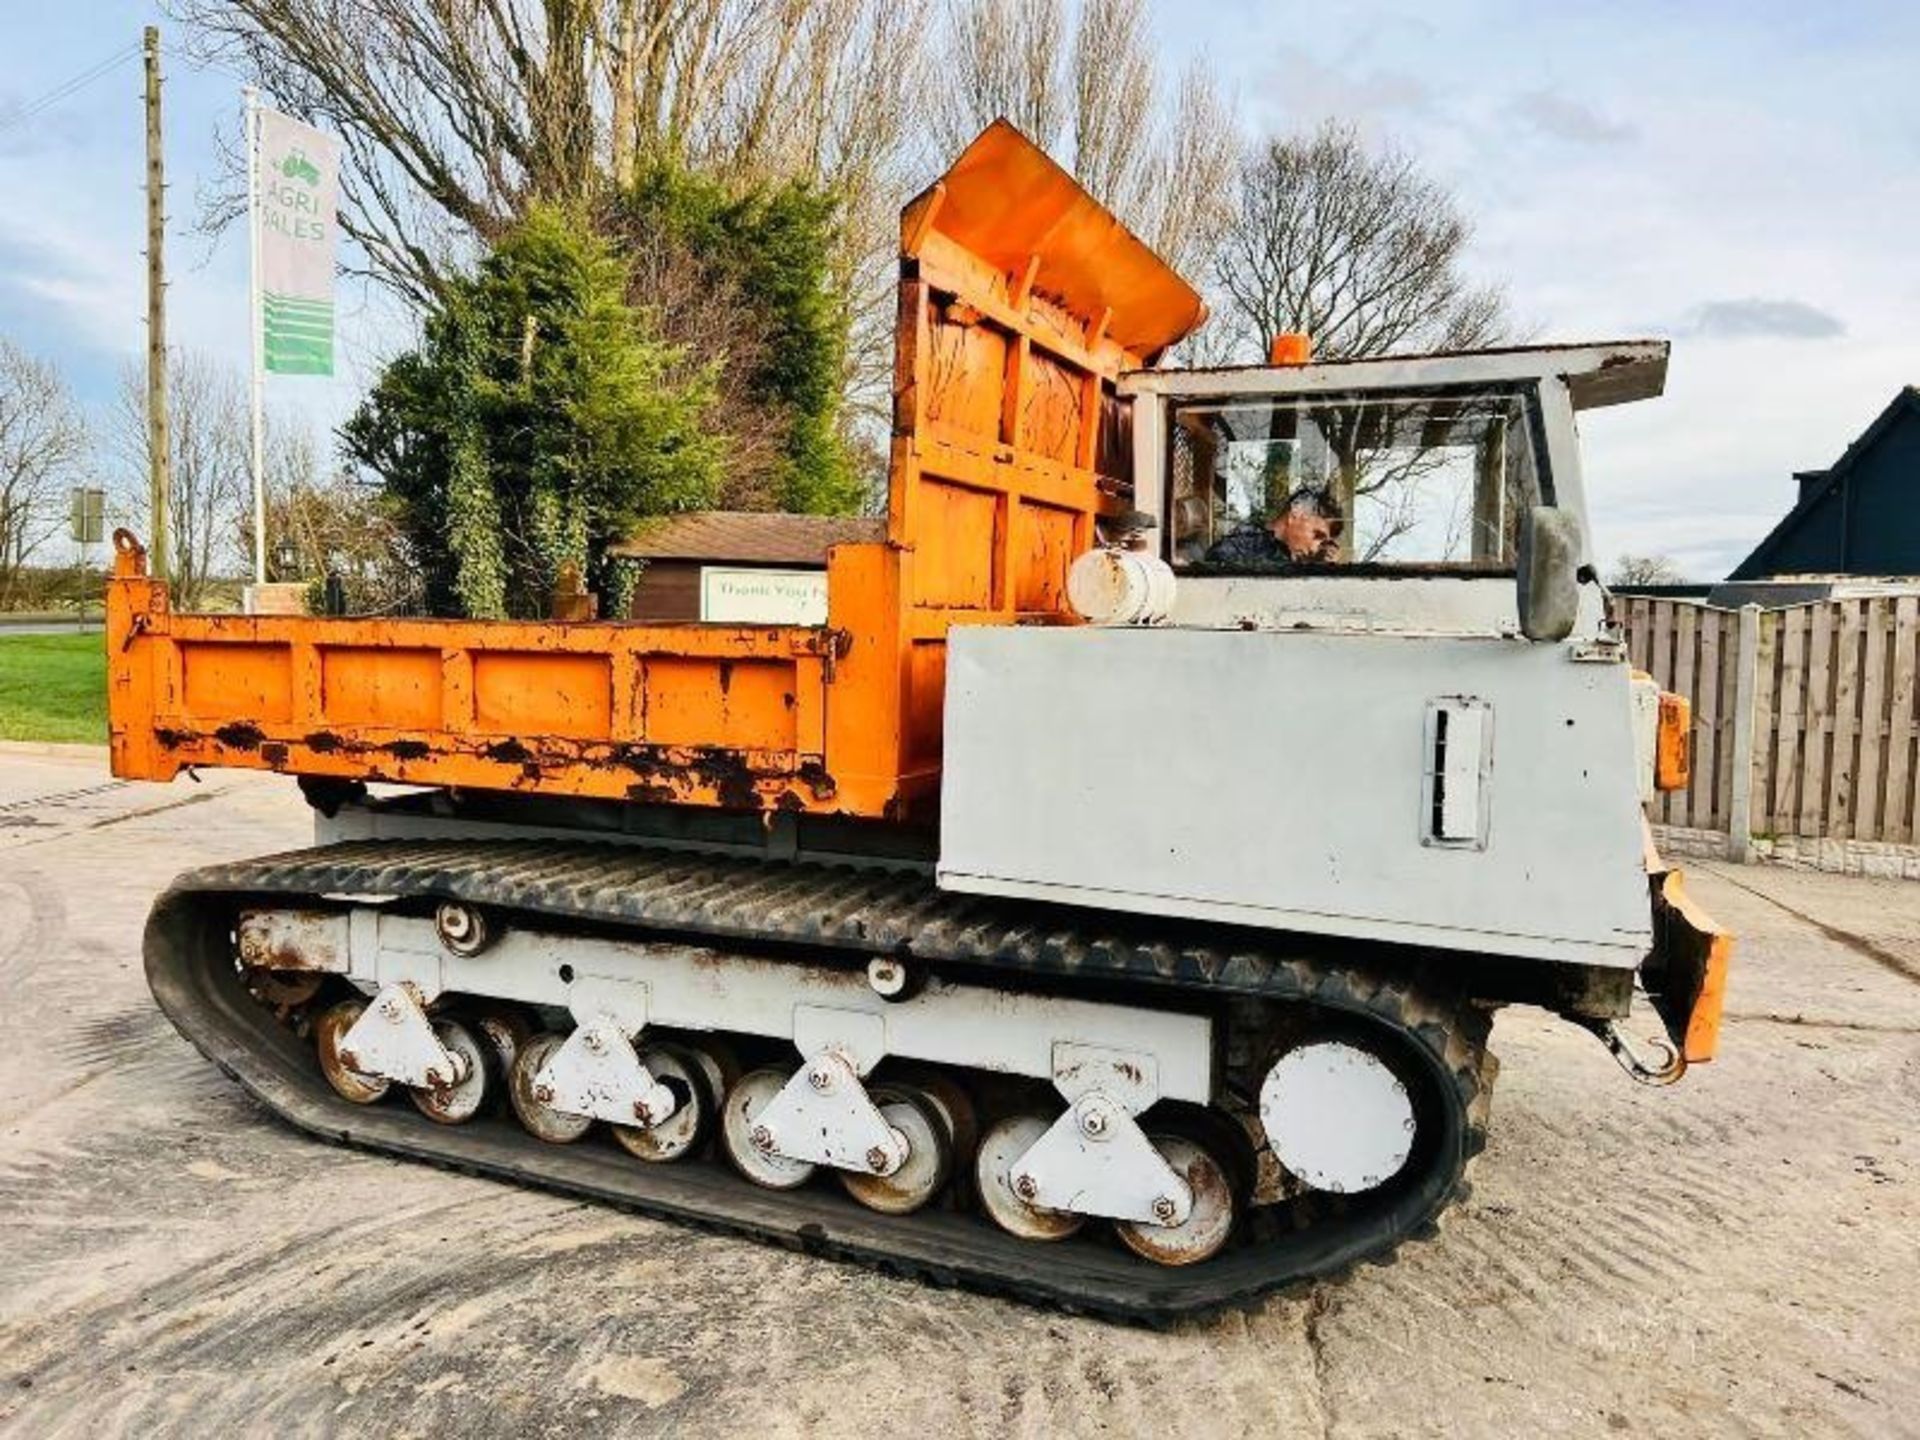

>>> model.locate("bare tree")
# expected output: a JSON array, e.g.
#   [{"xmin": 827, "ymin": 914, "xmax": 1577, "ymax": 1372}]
[
  {"xmin": 258, "ymin": 429, "xmax": 422, "ymax": 613},
  {"xmin": 931, "ymin": 0, "xmax": 1237, "ymax": 278},
  {"xmin": 1610, "ymin": 553, "xmax": 1684, "ymax": 586},
  {"xmin": 174, "ymin": 0, "xmax": 1228, "ymax": 512},
  {"xmin": 113, "ymin": 352, "xmax": 249, "ymax": 608},
  {"xmin": 938, "ymin": 0, "xmax": 1066, "ymax": 149},
  {"xmin": 177, "ymin": 0, "xmax": 618, "ymax": 303},
  {"xmin": 1203, "ymin": 125, "xmax": 1512, "ymax": 557},
  {"xmin": 696, "ymin": 0, "xmax": 934, "ymax": 440},
  {"xmin": 1214, "ymin": 122, "xmax": 1508, "ymax": 362},
  {"xmin": 0, "ymin": 340, "xmax": 88, "ymax": 609},
  {"xmin": 175, "ymin": 0, "xmax": 928, "ymax": 301}
]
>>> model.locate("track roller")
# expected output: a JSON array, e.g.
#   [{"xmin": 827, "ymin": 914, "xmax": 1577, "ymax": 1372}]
[
  {"xmin": 679, "ymin": 1035, "xmax": 741, "ymax": 1107},
  {"xmin": 314, "ymin": 998, "xmax": 390, "ymax": 1105},
  {"xmin": 898, "ymin": 1068, "xmax": 979, "ymax": 1201},
  {"xmin": 1113, "ymin": 1133, "xmax": 1237, "ymax": 1266},
  {"xmin": 612, "ymin": 1043, "xmax": 714, "ymax": 1163},
  {"xmin": 975, "ymin": 1114, "xmax": 1086, "ymax": 1242},
  {"xmin": 508, "ymin": 1032, "xmax": 593, "ymax": 1144},
  {"xmin": 839, "ymin": 1083, "xmax": 955, "ymax": 1215},
  {"xmin": 410, "ymin": 1017, "xmax": 493, "ymax": 1125},
  {"xmin": 719, "ymin": 1067, "xmax": 817, "ymax": 1190},
  {"xmin": 467, "ymin": 1004, "xmax": 535, "ymax": 1087}
]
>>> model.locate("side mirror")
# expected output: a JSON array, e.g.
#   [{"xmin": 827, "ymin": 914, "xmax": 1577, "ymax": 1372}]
[{"xmin": 1516, "ymin": 506, "xmax": 1583, "ymax": 642}]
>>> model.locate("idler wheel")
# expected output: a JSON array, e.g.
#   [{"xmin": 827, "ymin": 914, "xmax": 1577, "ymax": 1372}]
[{"xmin": 1260, "ymin": 1038, "xmax": 1417, "ymax": 1194}]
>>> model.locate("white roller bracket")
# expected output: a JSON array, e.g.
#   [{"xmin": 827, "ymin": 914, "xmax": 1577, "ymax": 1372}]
[
  {"xmin": 1010, "ymin": 1043, "xmax": 1193, "ymax": 1226},
  {"xmin": 751, "ymin": 1046, "xmax": 909, "ymax": 1177},
  {"xmin": 536, "ymin": 974, "xmax": 678, "ymax": 1127},
  {"xmin": 536, "ymin": 1016, "xmax": 679, "ymax": 1128},
  {"xmin": 338, "ymin": 981, "xmax": 465, "ymax": 1090},
  {"xmin": 749, "ymin": 1007, "xmax": 910, "ymax": 1176}
]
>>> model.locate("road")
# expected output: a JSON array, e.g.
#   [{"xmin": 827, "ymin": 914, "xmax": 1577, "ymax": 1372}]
[{"xmin": 0, "ymin": 747, "xmax": 1915, "ymax": 1438}]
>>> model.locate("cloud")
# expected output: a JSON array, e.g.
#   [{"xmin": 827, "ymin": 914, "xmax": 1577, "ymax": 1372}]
[
  {"xmin": 1507, "ymin": 91, "xmax": 1635, "ymax": 146},
  {"xmin": 0, "ymin": 109, "xmax": 93, "ymax": 160},
  {"xmin": 1257, "ymin": 44, "xmax": 1437, "ymax": 133},
  {"xmin": 1681, "ymin": 298, "xmax": 1847, "ymax": 341},
  {"xmin": 0, "ymin": 214, "xmax": 144, "ymax": 361}
]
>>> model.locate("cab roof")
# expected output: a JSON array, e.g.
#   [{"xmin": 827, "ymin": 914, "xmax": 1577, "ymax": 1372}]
[{"xmin": 1121, "ymin": 340, "xmax": 1670, "ymax": 411}]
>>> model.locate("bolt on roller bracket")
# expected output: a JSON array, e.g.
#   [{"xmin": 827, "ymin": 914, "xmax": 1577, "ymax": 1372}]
[{"xmin": 749, "ymin": 1049, "xmax": 910, "ymax": 1176}]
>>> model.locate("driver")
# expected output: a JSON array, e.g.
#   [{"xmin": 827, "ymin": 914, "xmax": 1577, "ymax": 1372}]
[{"xmin": 1204, "ymin": 486, "xmax": 1343, "ymax": 566}]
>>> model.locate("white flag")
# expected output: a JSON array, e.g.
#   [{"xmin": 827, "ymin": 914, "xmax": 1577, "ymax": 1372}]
[{"xmin": 255, "ymin": 108, "xmax": 340, "ymax": 376}]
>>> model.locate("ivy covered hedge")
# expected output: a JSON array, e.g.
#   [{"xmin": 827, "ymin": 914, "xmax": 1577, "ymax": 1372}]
[{"xmin": 611, "ymin": 165, "xmax": 861, "ymax": 517}]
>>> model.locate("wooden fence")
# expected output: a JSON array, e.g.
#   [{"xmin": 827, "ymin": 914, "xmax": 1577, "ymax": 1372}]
[{"xmin": 1619, "ymin": 595, "xmax": 1920, "ymax": 856}]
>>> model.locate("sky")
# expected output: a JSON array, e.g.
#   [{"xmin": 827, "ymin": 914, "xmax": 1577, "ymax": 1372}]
[
  {"xmin": 0, "ymin": 0, "xmax": 397, "ymax": 547},
  {"xmin": 1, "ymin": 0, "xmax": 1916, "ymax": 578}
]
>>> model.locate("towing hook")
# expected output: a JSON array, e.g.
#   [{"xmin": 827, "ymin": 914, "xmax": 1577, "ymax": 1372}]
[{"xmin": 1577, "ymin": 1017, "xmax": 1687, "ymax": 1087}]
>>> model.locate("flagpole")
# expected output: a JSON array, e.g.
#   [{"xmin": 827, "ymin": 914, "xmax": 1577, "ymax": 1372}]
[{"xmin": 245, "ymin": 85, "xmax": 267, "ymax": 587}]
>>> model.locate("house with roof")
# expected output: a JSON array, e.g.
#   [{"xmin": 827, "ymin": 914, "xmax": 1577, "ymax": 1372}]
[
  {"xmin": 609, "ymin": 511, "xmax": 884, "ymax": 623},
  {"xmin": 1728, "ymin": 387, "xmax": 1920, "ymax": 583}
]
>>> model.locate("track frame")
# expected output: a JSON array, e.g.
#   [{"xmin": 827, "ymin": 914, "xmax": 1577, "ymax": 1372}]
[{"xmin": 146, "ymin": 839, "xmax": 1494, "ymax": 1324}]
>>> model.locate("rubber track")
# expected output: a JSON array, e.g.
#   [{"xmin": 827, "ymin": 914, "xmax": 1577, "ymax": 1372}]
[{"xmin": 145, "ymin": 839, "xmax": 1495, "ymax": 1325}]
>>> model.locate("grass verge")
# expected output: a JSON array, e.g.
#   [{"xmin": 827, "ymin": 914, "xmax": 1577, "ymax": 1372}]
[{"xmin": 0, "ymin": 632, "xmax": 108, "ymax": 743}]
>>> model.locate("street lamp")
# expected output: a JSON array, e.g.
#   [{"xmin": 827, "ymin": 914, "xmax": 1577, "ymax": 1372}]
[{"xmin": 274, "ymin": 536, "xmax": 299, "ymax": 580}]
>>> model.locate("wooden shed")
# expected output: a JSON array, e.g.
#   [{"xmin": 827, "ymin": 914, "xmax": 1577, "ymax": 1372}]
[{"xmin": 611, "ymin": 511, "xmax": 886, "ymax": 623}]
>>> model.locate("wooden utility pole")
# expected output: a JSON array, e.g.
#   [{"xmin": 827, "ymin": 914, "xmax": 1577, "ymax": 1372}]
[{"xmin": 144, "ymin": 24, "xmax": 171, "ymax": 581}]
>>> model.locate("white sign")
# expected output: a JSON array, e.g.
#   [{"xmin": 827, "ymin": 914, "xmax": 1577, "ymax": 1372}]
[
  {"xmin": 700, "ymin": 567, "xmax": 828, "ymax": 625},
  {"xmin": 255, "ymin": 107, "xmax": 340, "ymax": 375}
]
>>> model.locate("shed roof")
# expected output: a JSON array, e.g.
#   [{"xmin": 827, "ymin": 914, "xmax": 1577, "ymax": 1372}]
[{"xmin": 610, "ymin": 511, "xmax": 885, "ymax": 566}]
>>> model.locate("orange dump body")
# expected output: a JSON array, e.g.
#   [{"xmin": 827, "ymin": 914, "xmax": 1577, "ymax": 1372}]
[{"xmin": 105, "ymin": 122, "xmax": 1205, "ymax": 819}]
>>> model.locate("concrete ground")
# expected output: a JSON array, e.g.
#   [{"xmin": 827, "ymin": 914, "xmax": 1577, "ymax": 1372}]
[{"xmin": 0, "ymin": 747, "xmax": 1915, "ymax": 1439}]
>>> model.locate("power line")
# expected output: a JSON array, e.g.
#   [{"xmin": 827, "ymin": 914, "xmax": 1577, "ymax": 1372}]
[{"xmin": 0, "ymin": 40, "xmax": 142, "ymax": 139}]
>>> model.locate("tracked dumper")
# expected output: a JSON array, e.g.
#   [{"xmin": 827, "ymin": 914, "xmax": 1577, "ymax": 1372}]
[{"xmin": 109, "ymin": 122, "xmax": 1730, "ymax": 1322}]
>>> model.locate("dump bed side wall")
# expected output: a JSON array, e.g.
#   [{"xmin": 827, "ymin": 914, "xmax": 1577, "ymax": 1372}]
[{"xmin": 105, "ymin": 558, "xmax": 896, "ymax": 812}]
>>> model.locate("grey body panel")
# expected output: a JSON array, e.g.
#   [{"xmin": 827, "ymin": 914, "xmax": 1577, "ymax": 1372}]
[{"xmin": 938, "ymin": 625, "xmax": 1653, "ymax": 970}]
